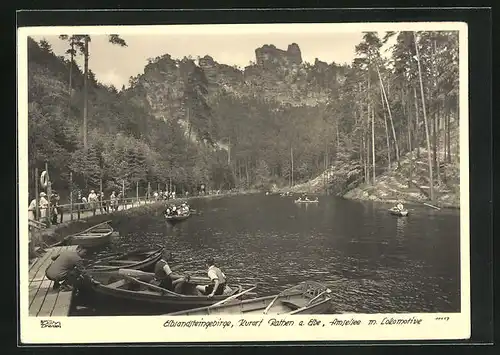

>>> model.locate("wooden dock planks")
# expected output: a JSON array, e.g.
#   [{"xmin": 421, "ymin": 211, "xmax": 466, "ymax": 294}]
[{"xmin": 28, "ymin": 245, "xmax": 78, "ymax": 317}]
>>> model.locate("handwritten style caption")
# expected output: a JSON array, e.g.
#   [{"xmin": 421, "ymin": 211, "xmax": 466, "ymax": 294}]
[{"xmin": 163, "ymin": 316, "xmax": 436, "ymax": 330}]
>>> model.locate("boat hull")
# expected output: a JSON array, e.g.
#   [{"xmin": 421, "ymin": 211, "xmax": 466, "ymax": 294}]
[
  {"xmin": 165, "ymin": 213, "xmax": 191, "ymax": 223},
  {"xmin": 68, "ymin": 231, "xmax": 113, "ymax": 248},
  {"xmin": 85, "ymin": 247, "xmax": 164, "ymax": 273},
  {"xmin": 61, "ymin": 221, "xmax": 115, "ymax": 248},
  {"xmin": 388, "ymin": 208, "xmax": 409, "ymax": 217},
  {"xmin": 76, "ymin": 272, "xmax": 244, "ymax": 314},
  {"xmin": 168, "ymin": 281, "xmax": 332, "ymax": 316}
]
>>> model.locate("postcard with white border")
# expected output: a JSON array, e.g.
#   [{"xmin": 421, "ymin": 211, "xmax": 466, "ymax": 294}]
[{"xmin": 18, "ymin": 21, "xmax": 470, "ymax": 344}]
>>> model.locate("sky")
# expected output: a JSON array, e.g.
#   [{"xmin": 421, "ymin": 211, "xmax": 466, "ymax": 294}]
[{"xmin": 30, "ymin": 28, "xmax": 396, "ymax": 90}]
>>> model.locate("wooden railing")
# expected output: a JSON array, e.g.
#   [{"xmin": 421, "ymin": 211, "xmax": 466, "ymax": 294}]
[{"xmin": 29, "ymin": 195, "xmax": 165, "ymax": 225}]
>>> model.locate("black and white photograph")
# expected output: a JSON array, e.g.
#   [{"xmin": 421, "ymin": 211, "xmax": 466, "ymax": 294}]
[{"xmin": 18, "ymin": 22, "xmax": 469, "ymax": 343}]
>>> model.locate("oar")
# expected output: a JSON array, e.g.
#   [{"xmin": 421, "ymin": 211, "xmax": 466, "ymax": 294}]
[
  {"xmin": 305, "ymin": 288, "xmax": 332, "ymax": 307},
  {"xmin": 118, "ymin": 268, "xmax": 210, "ymax": 283},
  {"xmin": 423, "ymin": 202, "xmax": 441, "ymax": 210},
  {"xmin": 263, "ymin": 285, "xmax": 296, "ymax": 315},
  {"xmin": 209, "ymin": 285, "xmax": 257, "ymax": 308},
  {"xmin": 121, "ymin": 274, "xmax": 185, "ymax": 297}
]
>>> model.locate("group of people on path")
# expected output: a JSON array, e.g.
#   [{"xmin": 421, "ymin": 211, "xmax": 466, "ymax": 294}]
[
  {"xmin": 28, "ymin": 190, "xmax": 62, "ymax": 225},
  {"xmin": 77, "ymin": 190, "xmax": 121, "ymax": 214},
  {"xmin": 153, "ymin": 190, "xmax": 177, "ymax": 201}
]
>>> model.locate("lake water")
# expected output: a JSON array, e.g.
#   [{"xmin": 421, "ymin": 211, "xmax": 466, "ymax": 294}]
[{"xmin": 74, "ymin": 193, "xmax": 461, "ymax": 314}]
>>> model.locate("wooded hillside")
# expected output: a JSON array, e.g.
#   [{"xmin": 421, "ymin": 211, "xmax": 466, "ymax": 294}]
[{"xmin": 27, "ymin": 31, "xmax": 459, "ymax": 204}]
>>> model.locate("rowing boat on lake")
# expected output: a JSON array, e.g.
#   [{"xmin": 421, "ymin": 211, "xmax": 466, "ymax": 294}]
[
  {"xmin": 168, "ymin": 281, "xmax": 332, "ymax": 315},
  {"xmin": 76, "ymin": 269, "xmax": 246, "ymax": 314},
  {"xmin": 294, "ymin": 199, "xmax": 319, "ymax": 204},
  {"xmin": 388, "ymin": 207, "xmax": 409, "ymax": 217},
  {"xmin": 85, "ymin": 245, "xmax": 164, "ymax": 273},
  {"xmin": 164, "ymin": 212, "xmax": 191, "ymax": 223}
]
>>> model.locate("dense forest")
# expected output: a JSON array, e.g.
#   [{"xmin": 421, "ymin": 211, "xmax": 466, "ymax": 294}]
[{"xmin": 27, "ymin": 31, "xmax": 459, "ymax": 204}]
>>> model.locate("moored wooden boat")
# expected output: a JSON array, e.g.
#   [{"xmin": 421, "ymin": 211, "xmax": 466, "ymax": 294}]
[
  {"xmin": 85, "ymin": 245, "xmax": 164, "ymax": 273},
  {"xmin": 168, "ymin": 281, "xmax": 332, "ymax": 316},
  {"xmin": 388, "ymin": 207, "xmax": 409, "ymax": 217},
  {"xmin": 76, "ymin": 269, "xmax": 246, "ymax": 314},
  {"xmin": 53, "ymin": 220, "xmax": 114, "ymax": 248}
]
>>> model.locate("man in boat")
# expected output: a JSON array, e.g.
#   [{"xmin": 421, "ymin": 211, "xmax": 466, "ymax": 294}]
[
  {"xmin": 396, "ymin": 202, "xmax": 405, "ymax": 211},
  {"xmin": 195, "ymin": 258, "xmax": 227, "ymax": 298},
  {"xmin": 151, "ymin": 253, "xmax": 189, "ymax": 293},
  {"xmin": 45, "ymin": 245, "xmax": 88, "ymax": 291}
]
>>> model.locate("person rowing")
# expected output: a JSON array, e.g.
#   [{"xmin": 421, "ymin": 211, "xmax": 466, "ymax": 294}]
[
  {"xmin": 151, "ymin": 252, "xmax": 190, "ymax": 294},
  {"xmin": 196, "ymin": 257, "xmax": 227, "ymax": 298},
  {"xmin": 396, "ymin": 202, "xmax": 405, "ymax": 211}
]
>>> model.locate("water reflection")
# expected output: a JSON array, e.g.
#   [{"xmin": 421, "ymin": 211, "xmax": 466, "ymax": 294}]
[{"xmin": 83, "ymin": 194, "xmax": 460, "ymax": 314}]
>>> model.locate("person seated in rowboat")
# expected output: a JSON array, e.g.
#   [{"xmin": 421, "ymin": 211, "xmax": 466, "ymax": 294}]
[
  {"xmin": 179, "ymin": 203, "xmax": 189, "ymax": 215},
  {"xmin": 195, "ymin": 258, "xmax": 227, "ymax": 298},
  {"xmin": 45, "ymin": 245, "xmax": 88, "ymax": 291},
  {"xmin": 396, "ymin": 202, "xmax": 405, "ymax": 211},
  {"xmin": 151, "ymin": 253, "xmax": 189, "ymax": 293}
]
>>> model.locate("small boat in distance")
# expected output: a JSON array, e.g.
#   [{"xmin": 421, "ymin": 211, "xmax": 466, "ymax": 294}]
[
  {"xmin": 294, "ymin": 198, "xmax": 319, "ymax": 204},
  {"xmin": 164, "ymin": 212, "xmax": 191, "ymax": 223},
  {"xmin": 168, "ymin": 281, "xmax": 332, "ymax": 316},
  {"xmin": 388, "ymin": 207, "xmax": 409, "ymax": 217},
  {"xmin": 85, "ymin": 245, "xmax": 164, "ymax": 273}
]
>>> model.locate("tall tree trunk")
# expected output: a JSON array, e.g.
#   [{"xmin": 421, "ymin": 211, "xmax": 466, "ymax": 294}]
[
  {"xmin": 376, "ymin": 64, "xmax": 400, "ymax": 163},
  {"xmin": 413, "ymin": 86, "xmax": 421, "ymax": 158},
  {"xmin": 362, "ymin": 136, "xmax": 367, "ymax": 183},
  {"xmin": 432, "ymin": 40, "xmax": 440, "ymax": 186},
  {"xmin": 371, "ymin": 107, "xmax": 376, "ymax": 183},
  {"xmin": 407, "ymin": 86, "xmax": 413, "ymax": 187},
  {"xmin": 245, "ymin": 158, "xmax": 249, "ymax": 186},
  {"xmin": 68, "ymin": 38, "xmax": 74, "ymax": 117},
  {"xmin": 366, "ymin": 76, "xmax": 371, "ymax": 184},
  {"xmin": 83, "ymin": 36, "xmax": 89, "ymax": 149},
  {"xmin": 381, "ymin": 86, "xmax": 391, "ymax": 169},
  {"xmin": 447, "ymin": 106, "xmax": 452, "ymax": 163},
  {"xmin": 335, "ymin": 118, "xmax": 340, "ymax": 154},
  {"xmin": 414, "ymin": 32, "xmax": 435, "ymax": 202}
]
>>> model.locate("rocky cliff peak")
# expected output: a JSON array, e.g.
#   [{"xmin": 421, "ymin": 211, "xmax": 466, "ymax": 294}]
[{"xmin": 255, "ymin": 43, "xmax": 302, "ymax": 68}]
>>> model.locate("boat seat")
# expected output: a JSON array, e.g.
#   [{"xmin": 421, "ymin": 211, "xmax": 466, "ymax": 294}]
[
  {"xmin": 108, "ymin": 260, "xmax": 139, "ymax": 264},
  {"xmin": 107, "ymin": 279, "xmax": 127, "ymax": 289},
  {"xmin": 281, "ymin": 299, "xmax": 308, "ymax": 310}
]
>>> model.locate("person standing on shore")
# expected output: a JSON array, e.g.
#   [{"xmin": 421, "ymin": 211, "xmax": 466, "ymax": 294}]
[
  {"xmin": 39, "ymin": 192, "xmax": 49, "ymax": 223},
  {"xmin": 28, "ymin": 195, "xmax": 38, "ymax": 220},
  {"xmin": 50, "ymin": 191, "xmax": 61, "ymax": 225},
  {"xmin": 88, "ymin": 190, "xmax": 98, "ymax": 214},
  {"xmin": 110, "ymin": 191, "xmax": 118, "ymax": 211},
  {"xmin": 45, "ymin": 246, "xmax": 88, "ymax": 291}
]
